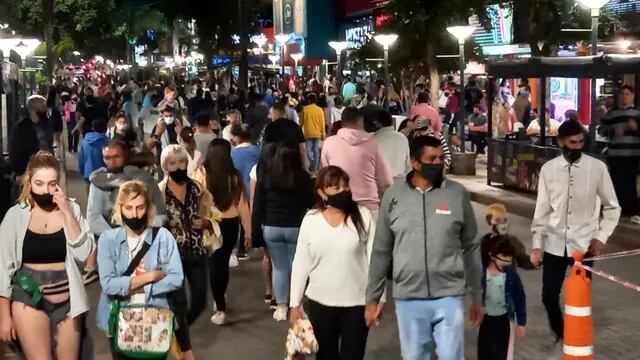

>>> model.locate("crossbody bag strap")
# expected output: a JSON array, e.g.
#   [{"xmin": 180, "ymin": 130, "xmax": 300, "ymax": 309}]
[{"xmin": 122, "ymin": 227, "xmax": 159, "ymax": 276}]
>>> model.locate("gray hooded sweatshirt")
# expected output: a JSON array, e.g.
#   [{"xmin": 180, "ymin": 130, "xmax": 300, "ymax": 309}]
[
  {"xmin": 87, "ymin": 165, "xmax": 167, "ymax": 235},
  {"xmin": 366, "ymin": 173, "xmax": 482, "ymax": 305}
]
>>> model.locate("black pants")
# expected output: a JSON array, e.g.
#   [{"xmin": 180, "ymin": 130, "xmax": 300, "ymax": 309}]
[
  {"xmin": 110, "ymin": 338, "xmax": 166, "ymax": 360},
  {"xmin": 477, "ymin": 314, "xmax": 510, "ymax": 360},
  {"xmin": 306, "ymin": 299, "xmax": 369, "ymax": 360},
  {"xmin": 542, "ymin": 252, "xmax": 593, "ymax": 340},
  {"xmin": 171, "ymin": 256, "xmax": 208, "ymax": 351},
  {"xmin": 209, "ymin": 217, "xmax": 239, "ymax": 312},
  {"xmin": 468, "ymin": 131, "xmax": 488, "ymax": 153},
  {"xmin": 67, "ymin": 117, "xmax": 79, "ymax": 152},
  {"xmin": 608, "ymin": 156, "xmax": 639, "ymax": 216}
]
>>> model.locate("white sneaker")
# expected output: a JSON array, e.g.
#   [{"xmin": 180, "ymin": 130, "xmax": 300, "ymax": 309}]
[
  {"xmin": 210, "ymin": 311, "xmax": 226, "ymax": 325},
  {"xmin": 229, "ymin": 254, "xmax": 239, "ymax": 268},
  {"xmin": 273, "ymin": 305, "xmax": 288, "ymax": 322},
  {"xmin": 630, "ymin": 215, "xmax": 640, "ymax": 225}
]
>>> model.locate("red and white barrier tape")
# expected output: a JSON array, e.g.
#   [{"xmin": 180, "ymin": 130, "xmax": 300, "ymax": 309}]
[
  {"xmin": 582, "ymin": 248, "xmax": 640, "ymax": 262},
  {"xmin": 578, "ymin": 263, "xmax": 640, "ymax": 293}
]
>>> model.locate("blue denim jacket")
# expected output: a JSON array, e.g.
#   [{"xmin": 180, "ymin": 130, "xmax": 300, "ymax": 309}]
[
  {"xmin": 481, "ymin": 266, "xmax": 527, "ymax": 326},
  {"xmin": 96, "ymin": 226, "xmax": 183, "ymax": 332}
]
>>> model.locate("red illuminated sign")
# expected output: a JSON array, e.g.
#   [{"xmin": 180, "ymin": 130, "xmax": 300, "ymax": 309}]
[{"xmin": 375, "ymin": 13, "xmax": 393, "ymax": 28}]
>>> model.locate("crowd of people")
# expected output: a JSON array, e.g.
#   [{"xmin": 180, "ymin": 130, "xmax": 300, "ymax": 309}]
[{"xmin": 0, "ymin": 68, "xmax": 633, "ymax": 360}]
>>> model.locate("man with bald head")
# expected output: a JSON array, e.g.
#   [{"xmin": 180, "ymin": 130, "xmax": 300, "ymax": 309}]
[{"xmin": 10, "ymin": 95, "xmax": 53, "ymax": 178}]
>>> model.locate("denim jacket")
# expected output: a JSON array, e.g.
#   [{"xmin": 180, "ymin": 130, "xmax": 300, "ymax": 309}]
[
  {"xmin": 481, "ymin": 266, "xmax": 527, "ymax": 326},
  {"xmin": 0, "ymin": 201, "xmax": 95, "ymax": 318},
  {"xmin": 96, "ymin": 226, "xmax": 184, "ymax": 332}
]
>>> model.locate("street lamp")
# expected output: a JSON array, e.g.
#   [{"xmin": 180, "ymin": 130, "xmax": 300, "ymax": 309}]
[
  {"xmin": 373, "ymin": 34, "xmax": 398, "ymax": 102},
  {"xmin": 275, "ymin": 33, "xmax": 291, "ymax": 77},
  {"xmin": 446, "ymin": 24, "xmax": 476, "ymax": 152},
  {"xmin": 329, "ymin": 41, "xmax": 349, "ymax": 91},
  {"xmin": 577, "ymin": 0, "xmax": 608, "ymax": 151},
  {"xmin": 290, "ymin": 53, "xmax": 303, "ymax": 79}
]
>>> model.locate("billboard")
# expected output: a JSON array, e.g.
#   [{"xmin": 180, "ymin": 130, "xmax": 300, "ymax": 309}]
[{"xmin": 273, "ymin": 0, "xmax": 306, "ymax": 35}]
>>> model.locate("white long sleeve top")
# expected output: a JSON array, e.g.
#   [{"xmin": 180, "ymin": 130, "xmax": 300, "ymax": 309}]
[
  {"xmin": 290, "ymin": 207, "xmax": 377, "ymax": 308},
  {"xmin": 531, "ymin": 154, "xmax": 621, "ymax": 257}
]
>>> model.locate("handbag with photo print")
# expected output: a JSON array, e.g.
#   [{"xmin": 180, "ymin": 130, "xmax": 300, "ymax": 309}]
[{"xmin": 108, "ymin": 228, "xmax": 175, "ymax": 359}]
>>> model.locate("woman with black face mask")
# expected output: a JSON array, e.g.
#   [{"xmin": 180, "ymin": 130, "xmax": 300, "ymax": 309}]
[
  {"xmin": 157, "ymin": 145, "xmax": 219, "ymax": 360},
  {"xmin": 0, "ymin": 151, "xmax": 94, "ymax": 359},
  {"xmin": 96, "ymin": 180, "xmax": 183, "ymax": 360},
  {"xmin": 289, "ymin": 166, "xmax": 380, "ymax": 360}
]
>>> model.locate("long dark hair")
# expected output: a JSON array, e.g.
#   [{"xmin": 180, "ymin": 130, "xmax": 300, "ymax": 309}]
[
  {"xmin": 315, "ymin": 166, "xmax": 366, "ymax": 237},
  {"xmin": 258, "ymin": 142, "xmax": 303, "ymax": 190},
  {"xmin": 204, "ymin": 139, "xmax": 244, "ymax": 211}
]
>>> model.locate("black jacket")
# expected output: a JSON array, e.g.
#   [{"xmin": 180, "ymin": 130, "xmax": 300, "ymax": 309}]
[{"xmin": 10, "ymin": 118, "xmax": 53, "ymax": 176}]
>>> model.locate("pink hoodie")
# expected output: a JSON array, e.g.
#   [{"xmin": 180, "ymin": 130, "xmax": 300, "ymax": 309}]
[{"xmin": 321, "ymin": 128, "xmax": 393, "ymax": 210}]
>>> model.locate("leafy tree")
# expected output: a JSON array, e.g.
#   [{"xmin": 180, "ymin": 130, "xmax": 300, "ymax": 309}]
[
  {"xmin": 353, "ymin": 0, "xmax": 491, "ymax": 103},
  {"xmin": 0, "ymin": 0, "xmax": 114, "ymax": 78},
  {"xmin": 111, "ymin": 2, "xmax": 169, "ymax": 65}
]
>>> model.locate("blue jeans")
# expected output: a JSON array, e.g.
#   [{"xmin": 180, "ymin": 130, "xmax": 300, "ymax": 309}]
[
  {"xmin": 263, "ymin": 226, "xmax": 300, "ymax": 305},
  {"xmin": 395, "ymin": 297, "xmax": 464, "ymax": 360},
  {"xmin": 306, "ymin": 138, "xmax": 321, "ymax": 172}
]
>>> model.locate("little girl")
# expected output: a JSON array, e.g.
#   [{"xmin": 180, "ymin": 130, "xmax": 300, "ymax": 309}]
[{"xmin": 478, "ymin": 237, "xmax": 527, "ymax": 360}]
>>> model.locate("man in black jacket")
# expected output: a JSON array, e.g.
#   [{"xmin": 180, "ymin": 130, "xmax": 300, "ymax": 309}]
[{"xmin": 10, "ymin": 95, "xmax": 53, "ymax": 179}]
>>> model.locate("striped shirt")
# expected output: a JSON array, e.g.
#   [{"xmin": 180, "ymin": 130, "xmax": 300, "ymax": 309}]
[{"xmin": 601, "ymin": 108, "xmax": 640, "ymax": 157}]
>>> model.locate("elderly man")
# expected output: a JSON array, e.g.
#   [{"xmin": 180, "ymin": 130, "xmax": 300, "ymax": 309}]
[{"xmin": 10, "ymin": 95, "xmax": 53, "ymax": 179}]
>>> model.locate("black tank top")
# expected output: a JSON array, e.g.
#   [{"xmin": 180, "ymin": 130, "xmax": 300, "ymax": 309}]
[{"xmin": 22, "ymin": 228, "xmax": 66, "ymax": 264}]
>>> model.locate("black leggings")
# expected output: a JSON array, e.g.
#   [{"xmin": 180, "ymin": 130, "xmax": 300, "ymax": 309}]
[
  {"xmin": 477, "ymin": 314, "xmax": 510, "ymax": 360},
  {"xmin": 209, "ymin": 217, "xmax": 239, "ymax": 312},
  {"xmin": 306, "ymin": 299, "xmax": 369, "ymax": 360},
  {"xmin": 172, "ymin": 256, "xmax": 208, "ymax": 351}
]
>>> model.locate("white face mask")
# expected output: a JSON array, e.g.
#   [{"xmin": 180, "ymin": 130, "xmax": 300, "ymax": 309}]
[
  {"xmin": 164, "ymin": 116, "xmax": 175, "ymax": 125},
  {"xmin": 116, "ymin": 123, "xmax": 127, "ymax": 131},
  {"xmin": 493, "ymin": 222, "xmax": 509, "ymax": 235}
]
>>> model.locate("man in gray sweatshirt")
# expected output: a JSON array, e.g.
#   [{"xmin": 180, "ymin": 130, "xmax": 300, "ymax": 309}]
[{"xmin": 366, "ymin": 135, "xmax": 483, "ymax": 360}]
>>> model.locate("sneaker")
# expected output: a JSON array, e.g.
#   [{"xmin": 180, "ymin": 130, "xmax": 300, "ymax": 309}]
[
  {"xmin": 269, "ymin": 299, "xmax": 277, "ymax": 310},
  {"xmin": 237, "ymin": 251, "xmax": 250, "ymax": 261},
  {"xmin": 229, "ymin": 254, "xmax": 239, "ymax": 268},
  {"xmin": 273, "ymin": 305, "xmax": 288, "ymax": 322},
  {"xmin": 630, "ymin": 215, "xmax": 640, "ymax": 225},
  {"xmin": 211, "ymin": 311, "xmax": 226, "ymax": 325}
]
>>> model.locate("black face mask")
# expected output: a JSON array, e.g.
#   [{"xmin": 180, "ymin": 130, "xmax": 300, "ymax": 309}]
[
  {"xmin": 109, "ymin": 166, "xmax": 124, "ymax": 174},
  {"xmin": 418, "ymin": 163, "xmax": 445, "ymax": 188},
  {"xmin": 31, "ymin": 191, "xmax": 55, "ymax": 210},
  {"xmin": 213, "ymin": 129, "xmax": 220, "ymax": 135},
  {"xmin": 169, "ymin": 169, "xmax": 189, "ymax": 184},
  {"xmin": 562, "ymin": 146, "xmax": 582, "ymax": 164},
  {"xmin": 36, "ymin": 111, "xmax": 47, "ymax": 121},
  {"xmin": 122, "ymin": 214, "xmax": 147, "ymax": 232},
  {"xmin": 325, "ymin": 190, "xmax": 354, "ymax": 211}
]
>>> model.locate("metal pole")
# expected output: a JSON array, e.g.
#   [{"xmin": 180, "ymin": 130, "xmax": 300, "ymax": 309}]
[
  {"xmin": 487, "ymin": 77, "xmax": 494, "ymax": 186},
  {"xmin": 588, "ymin": 11, "xmax": 599, "ymax": 153},
  {"xmin": 459, "ymin": 41, "xmax": 466, "ymax": 151},
  {"xmin": 336, "ymin": 52, "xmax": 342, "ymax": 93},
  {"xmin": 384, "ymin": 47, "xmax": 390, "ymax": 110},
  {"xmin": 540, "ymin": 77, "xmax": 547, "ymax": 146}
]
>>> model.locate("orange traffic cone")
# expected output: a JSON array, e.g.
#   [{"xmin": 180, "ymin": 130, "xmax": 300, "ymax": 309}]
[{"xmin": 563, "ymin": 252, "xmax": 594, "ymax": 360}]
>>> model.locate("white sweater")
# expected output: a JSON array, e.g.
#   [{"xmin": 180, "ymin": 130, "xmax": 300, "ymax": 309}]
[{"xmin": 290, "ymin": 207, "xmax": 377, "ymax": 308}]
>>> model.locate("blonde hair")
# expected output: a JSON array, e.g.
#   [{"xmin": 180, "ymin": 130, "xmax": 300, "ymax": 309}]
[
  {"xmin": 160, "ymin": 144, "xmax": 189, "ymax": 173},
  {"xmin": 485, "ymin": 203, "xmax": 508, "ymax": 225},
  {"xmin": 17, "ymin": 151, "xmax": 60, "ymax": 207},
  {"xmin": 111, "ymin": 180, "xmax": 156, "ymax": 227}
]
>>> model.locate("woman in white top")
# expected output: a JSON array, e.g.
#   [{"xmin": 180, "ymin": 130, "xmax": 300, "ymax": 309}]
[
  {"xmin": 289, "ymin": 166, "xmax": 377, "ymax": 360},
  {"xmin": 178, "ymin": 127, "xmax": 204, "ymax": 179},
  {"xmin": 222, "ymin": 109, "xmax": 242, "ymax": 142}
]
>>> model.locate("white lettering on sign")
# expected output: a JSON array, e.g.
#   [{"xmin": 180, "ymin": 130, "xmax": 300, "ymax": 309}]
[{"xmin": 345, "ymin": 24, "xmax": 373, "ymax": 49}]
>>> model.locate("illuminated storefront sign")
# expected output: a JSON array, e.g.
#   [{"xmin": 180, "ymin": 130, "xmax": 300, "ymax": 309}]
[{"xmin": 343, "ymin": 16, "xmax": 374, "ymax": 49}]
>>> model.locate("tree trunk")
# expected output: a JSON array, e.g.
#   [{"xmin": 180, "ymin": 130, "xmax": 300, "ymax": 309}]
[
  {"xmin": 43, "ymin": 0, "xmax": 54, "ymax": 82},
  {"xmin": 237, "ymin": 0, "xmax": 249, "ymax": 90},
  {"xmin": 426, "ymin": 45, "xmax": 440, "ymax": 107}
]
